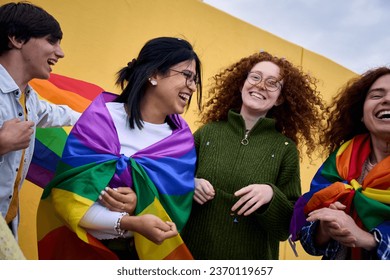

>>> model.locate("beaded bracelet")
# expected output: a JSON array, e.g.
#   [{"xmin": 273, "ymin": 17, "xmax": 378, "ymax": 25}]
[{"xmin": 114, "ymin": 212, "xmax": 128, "ymax": 237}]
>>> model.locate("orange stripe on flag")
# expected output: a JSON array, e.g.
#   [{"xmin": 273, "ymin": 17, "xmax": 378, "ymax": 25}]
[
  {"xmin": 163, "ymin": 243, "xmax": 193, "ymax": 260},
  {"xmin": 30, "ymin": 79, "xmax": 91, "ymax": 112}
]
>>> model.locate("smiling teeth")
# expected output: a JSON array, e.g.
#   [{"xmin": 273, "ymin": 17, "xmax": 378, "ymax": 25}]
[
  {"xmin": 377, "ymin": 110, "xmax": 390, "ymax": 119},
  {"xmin": 250, "ymin": 92, "xmax": 265, "ymax": 100},
  {"xmin": 179, "ymin": 93, "xmax": 190, "ymax": 101},
  {"xmin": 48, "ymin": 59, "xmax": 56, "ymax": 65}
]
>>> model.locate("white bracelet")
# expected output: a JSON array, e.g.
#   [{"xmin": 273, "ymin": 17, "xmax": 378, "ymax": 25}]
[{"xmin": 114, "ymin": 212, "xmax": 128, "ymax": 237}]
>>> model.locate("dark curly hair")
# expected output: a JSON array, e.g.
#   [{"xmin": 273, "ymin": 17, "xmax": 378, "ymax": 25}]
[
  {"xmin": 200, "ymin": 51, "xmax": 325, "ymax": 159},
  {"xmin": 321, "ymin": 66, "xmax": 390, "ymax": 155}
]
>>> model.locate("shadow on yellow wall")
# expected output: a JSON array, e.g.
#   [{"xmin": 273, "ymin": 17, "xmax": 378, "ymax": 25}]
[{"xmin": 19, "ymin": 0, "xmax": 357, "ymax": 260}]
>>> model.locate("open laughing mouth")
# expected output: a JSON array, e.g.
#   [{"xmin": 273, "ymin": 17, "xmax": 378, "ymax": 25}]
[
  {"xmin": 376, "ymin": 110, "xmax": 390, "ymax": 120},
  {"xmin": 249, "ymin": 91, "xmax": 265, "ymax": 100},
  {"xmin": 179, "ymin": 92, "xmax": 191, "ymax": 102},
  {"xmin": 48, "ymin": 58, "xmax": 57, "ymax": 66}
]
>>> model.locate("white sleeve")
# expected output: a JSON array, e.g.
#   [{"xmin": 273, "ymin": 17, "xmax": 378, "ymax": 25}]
[
  {"xmin": 36, "ymin": 99, "xmax": 81, "ymax": 127},
  {"xmin": 79, "ymin": 202, "xmax": 133, "ymax": 239}
]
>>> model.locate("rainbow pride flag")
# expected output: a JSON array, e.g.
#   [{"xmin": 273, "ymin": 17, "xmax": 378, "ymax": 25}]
[
  {"xmin": 27, "ymin": 74, "xmax": 103, "ymax": 187},
  {"xmin": 290, "ymin": 134, "xmax": 390, "ymax": 242},
  {"xmin": 37, "ymin": 91, "xmax": 195, "ymax": 260}
]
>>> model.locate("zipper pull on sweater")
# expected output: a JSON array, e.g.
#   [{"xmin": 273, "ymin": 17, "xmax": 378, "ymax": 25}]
[{"xmin": 241, "ymin": 129, "xmax": 250, "ymax": 145}]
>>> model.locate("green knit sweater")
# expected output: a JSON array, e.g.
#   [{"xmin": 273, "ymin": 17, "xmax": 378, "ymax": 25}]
[{"xmin": 182, "ymin": 110, "xmax": 301, "ymax": 260}]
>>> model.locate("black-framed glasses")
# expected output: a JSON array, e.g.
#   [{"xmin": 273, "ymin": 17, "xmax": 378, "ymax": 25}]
[
  {"xmin": 170, "ymin": 69, "xmax": 199, "ymax": 87},
  {"xmin": 247, "ymin": 71, "xmax": 282, "ymax": 92}
]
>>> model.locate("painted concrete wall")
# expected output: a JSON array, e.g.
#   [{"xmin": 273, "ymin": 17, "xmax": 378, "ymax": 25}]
[{"xmin": 16, "ymin": 0, "xmax": 357, "ymax": 259}]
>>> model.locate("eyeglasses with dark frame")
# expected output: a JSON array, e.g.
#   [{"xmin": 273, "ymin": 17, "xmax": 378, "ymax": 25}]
[
  {"xmin": 246, "ymin": 71, "xmax": 282, "ymax": 92},
  {"xmin": 170, "ymin": 69, "xmax": 199, "ymax": 87}
]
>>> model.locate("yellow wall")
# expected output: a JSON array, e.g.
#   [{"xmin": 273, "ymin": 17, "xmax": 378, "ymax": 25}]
[{"xmin": 16, "ymin": 0, "xmax": 357, "ymax": 260}]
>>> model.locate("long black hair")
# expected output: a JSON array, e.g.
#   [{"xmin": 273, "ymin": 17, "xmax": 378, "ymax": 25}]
[{"xmin": 115, "ymin": 37, "xmax": 202, "ymax": 129}]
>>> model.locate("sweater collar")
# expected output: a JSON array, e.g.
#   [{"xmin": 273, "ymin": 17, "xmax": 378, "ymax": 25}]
[{"xmin": 227, "ymin": 109, "xmax": 276, "ymax": 134}]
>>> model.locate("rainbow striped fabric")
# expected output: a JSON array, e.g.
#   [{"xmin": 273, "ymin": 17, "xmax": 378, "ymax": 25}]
[
  {"xmin": 27, "ymin": 74, "xmax": 103, "ymax": 187},
  {"xmin": 290, "ymin": 133, "xmax": 390, "ymax": 241},
  {"xmin": 36, "ymin": 89, "xmax": 195, "ymax": 260}
]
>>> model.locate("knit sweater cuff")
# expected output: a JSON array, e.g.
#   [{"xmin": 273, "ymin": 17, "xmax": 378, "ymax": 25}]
[{"xmin": 255, "ymin": 183, "xmax": 294, "ymax": 241}]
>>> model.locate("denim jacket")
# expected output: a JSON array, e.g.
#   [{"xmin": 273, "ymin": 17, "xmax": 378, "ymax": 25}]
[{"xmin": 0, "ymin": 64, "xmax": 80, "ymax": 236}]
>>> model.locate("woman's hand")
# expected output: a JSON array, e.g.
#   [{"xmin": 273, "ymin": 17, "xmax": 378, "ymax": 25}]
[
  {"xmin": 231, "ymin": 184, "xmax": 273, "ymax": 216},
  {"xmin": 99, "ymin": 187, "xmax": 137, "ymax": 214},
  {"xmin": 193, "ymin": 178, "xmax": 215, "ymax": 205},
  {"xmin": 307, "ymin": 202, "xmax": 377, "ymax": 250},
  {"xmin": 122, "ymin": 214, "xmax": 178, "ymax": 244}
]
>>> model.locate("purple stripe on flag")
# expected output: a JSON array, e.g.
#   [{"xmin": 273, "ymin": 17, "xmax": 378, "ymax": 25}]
[{"xmin": 26, "ymin": 162, "xmax": 54, "ymax": 188}]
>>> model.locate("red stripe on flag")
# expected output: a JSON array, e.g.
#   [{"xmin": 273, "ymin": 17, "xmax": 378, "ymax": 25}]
[
  {"xmin": 49, "ymin": 73, "xmax": 104, "ymax": 101},
  {"xmin": 38, "ymin": 226, "xmax": 118, "ymax": 260}
]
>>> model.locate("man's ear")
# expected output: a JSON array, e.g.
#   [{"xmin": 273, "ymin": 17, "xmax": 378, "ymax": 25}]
[{"xmin": 8, "ymin": 36, "xmax": 24, "ymax": 49}]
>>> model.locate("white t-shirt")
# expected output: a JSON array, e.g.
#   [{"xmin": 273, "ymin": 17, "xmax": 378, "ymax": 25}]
[{"xmin": 79, "ymin": 102, "xmax": 172, "ymax": 239}]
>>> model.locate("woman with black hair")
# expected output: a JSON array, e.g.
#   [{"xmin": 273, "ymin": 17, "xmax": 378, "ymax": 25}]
[{"xmin": 37, "ymin": 37, "xmax": 203, "ymax": 260}]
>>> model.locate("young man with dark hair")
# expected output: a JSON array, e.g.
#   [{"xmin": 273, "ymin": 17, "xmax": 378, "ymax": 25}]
[{"xmin": 0, "ymin": 2, "xmax": 81, "ymax": 238}]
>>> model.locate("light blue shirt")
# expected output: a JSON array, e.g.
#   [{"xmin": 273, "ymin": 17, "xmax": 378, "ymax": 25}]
[{"xmin": 0, "ymin": 64, "xmax": 81, "ymax": 234}]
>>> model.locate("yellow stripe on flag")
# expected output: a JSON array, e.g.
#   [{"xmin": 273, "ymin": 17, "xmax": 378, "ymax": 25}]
[
  {"xmin": 134, "ymin": 197, "xmax": 184, "ymax": 260},
  {"xmin": 362, "ymin": 188, "xmax": 390, "ymax": 204},
  {"xmin": 36, "ymin": 195, "xmax": 64, "ymax": 241},
  {"xmin": 50, "ymin": 188, "xmax": 94, "ymax": 243}
]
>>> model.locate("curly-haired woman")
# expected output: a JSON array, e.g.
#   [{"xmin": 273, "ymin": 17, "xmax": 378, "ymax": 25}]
[
  {"xmin": 182, "ymin": 51, "xmax": 324, "ymax": 259},
  {"xmin": 291, "ymin": 66, "xmax": 390, "ymax": 259}
]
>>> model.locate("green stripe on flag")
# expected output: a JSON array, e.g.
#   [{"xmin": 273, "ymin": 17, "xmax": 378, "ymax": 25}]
[
  {"xmin": 36, "ymin": 127, "xmax": 68, "ymax": 157},
  {"xmin": 130, "ymin": 158, "xmax": 159, "ymax": 213},
  {"xmin": 42, "ymin": 160, "xmax": 117, "ymax": 201},
  {"xmin": 320, "ymin": 148, "xmax": 342, "ymax": 182}
]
